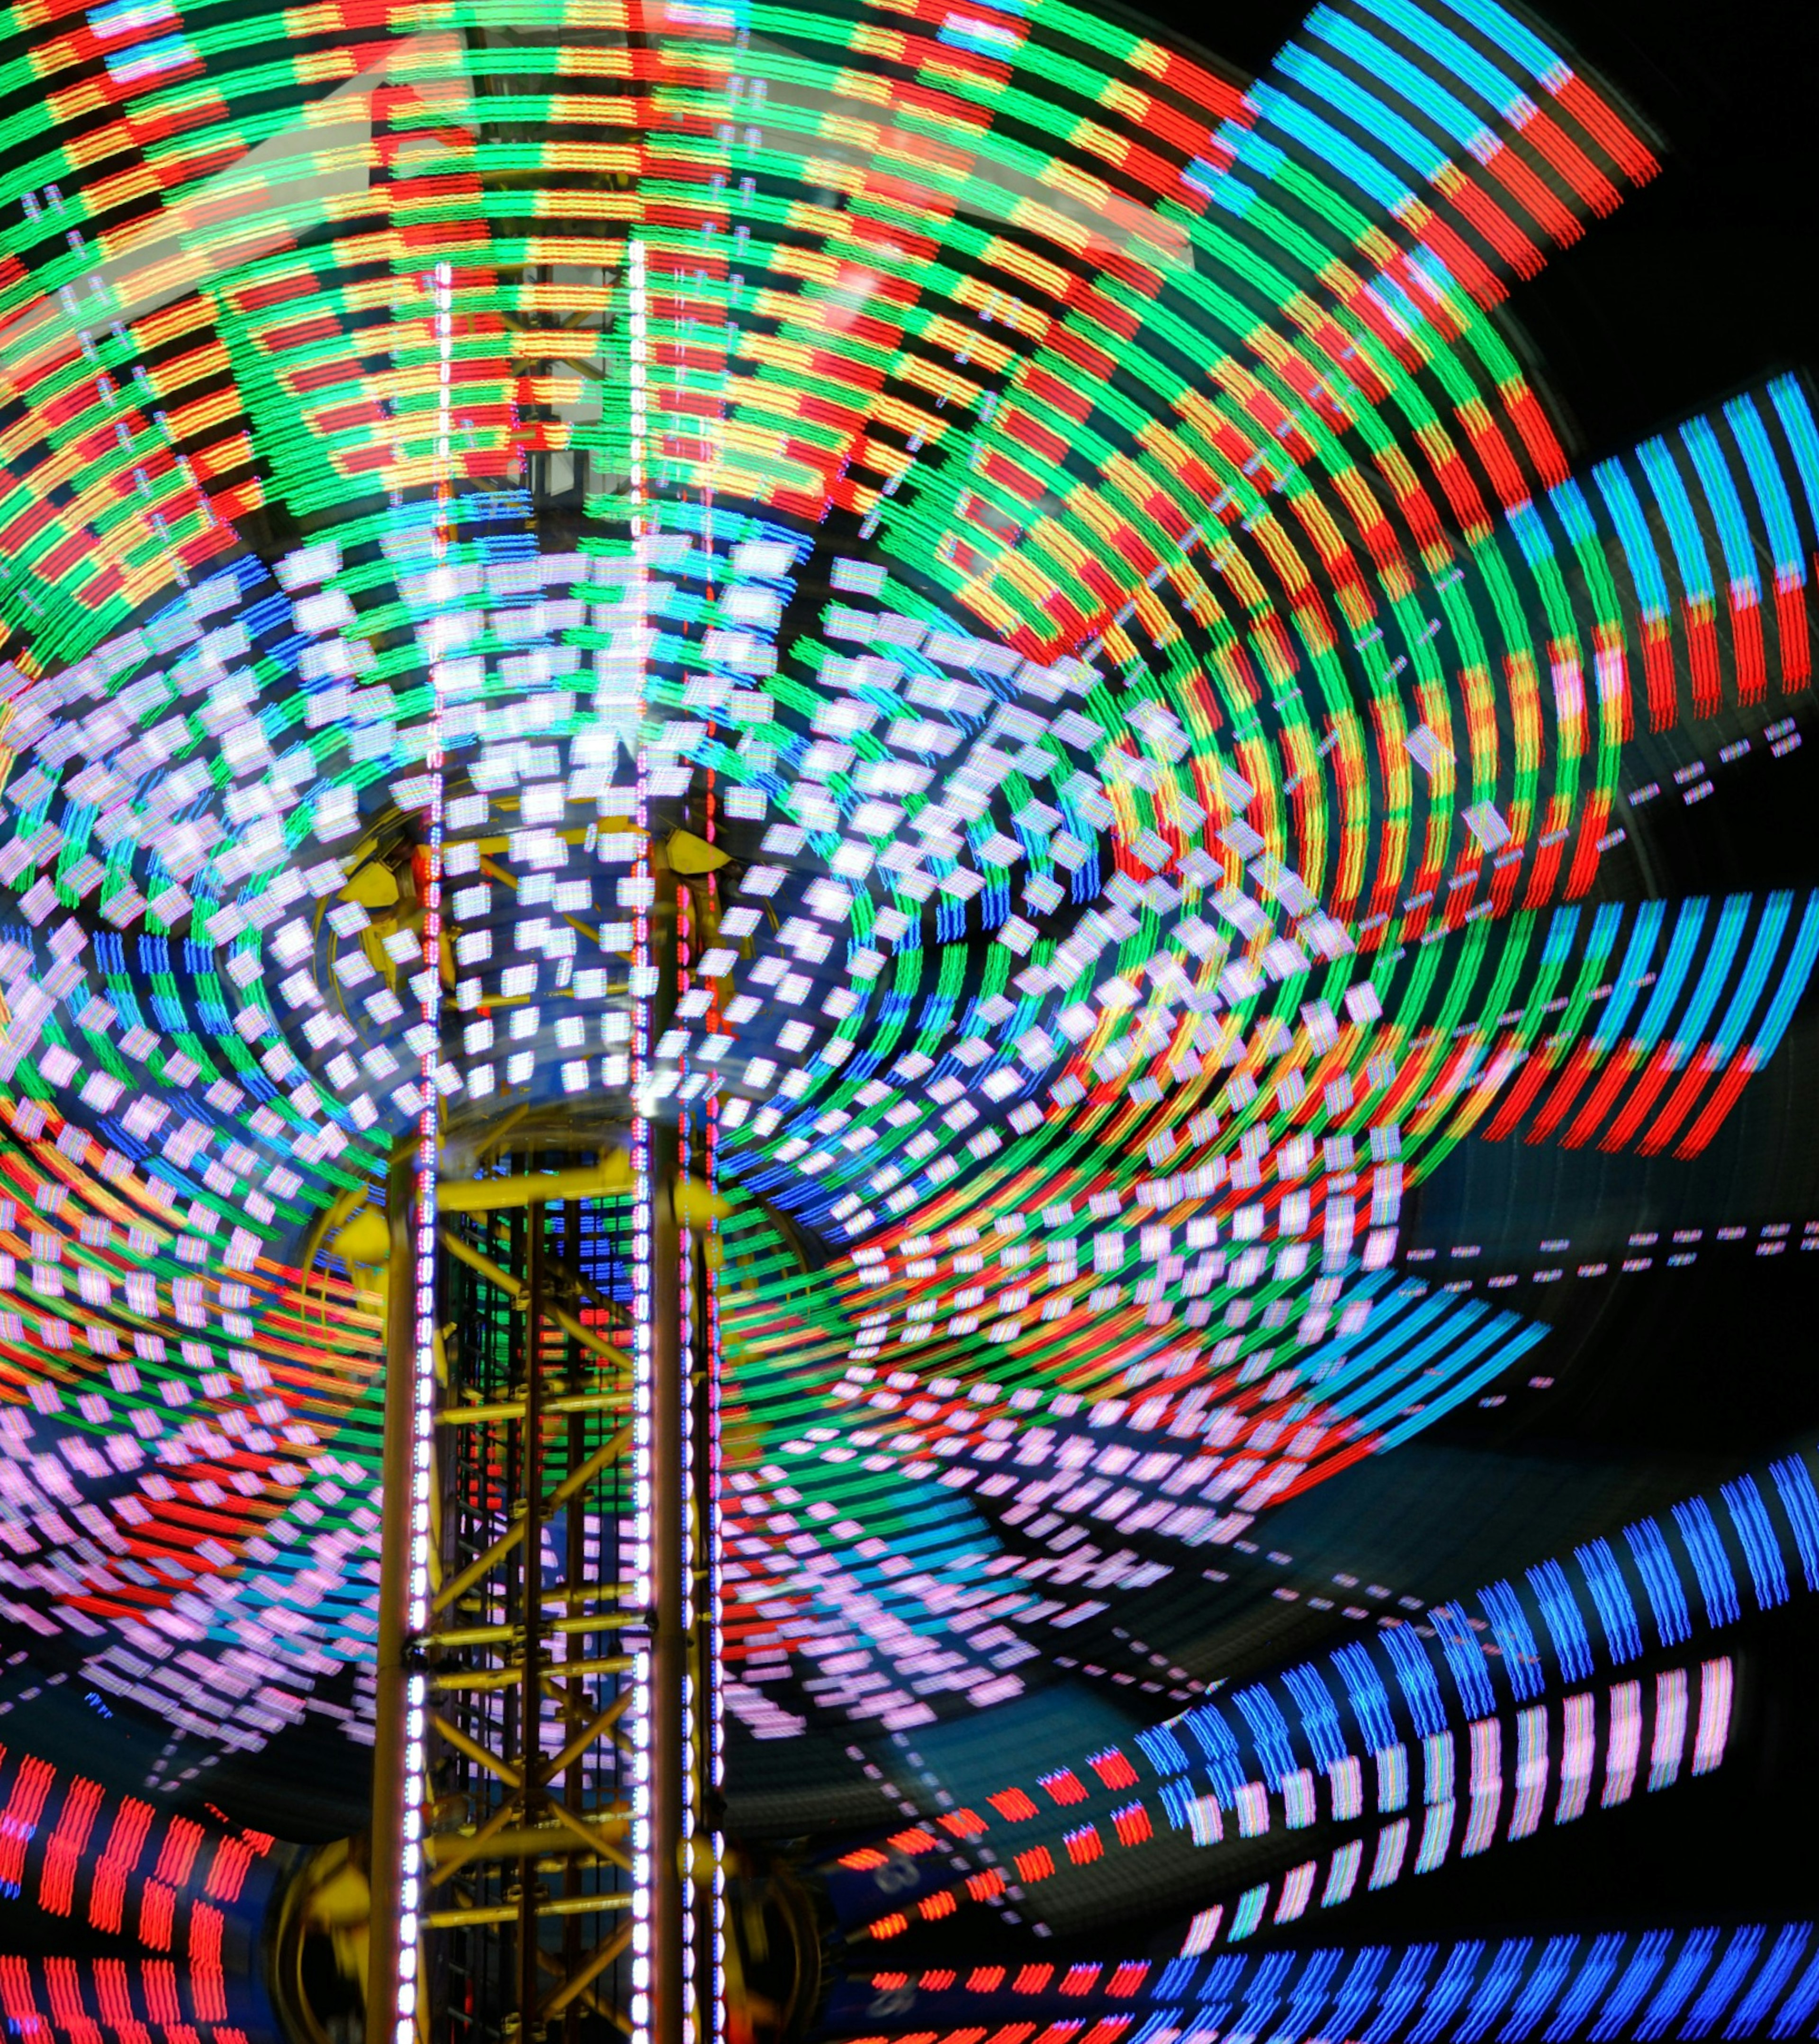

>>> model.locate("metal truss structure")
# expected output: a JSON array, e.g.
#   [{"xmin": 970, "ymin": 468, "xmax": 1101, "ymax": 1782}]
[{"xmin": 366, "ymin": 851, "xmax": 724, "ymax": 2044}]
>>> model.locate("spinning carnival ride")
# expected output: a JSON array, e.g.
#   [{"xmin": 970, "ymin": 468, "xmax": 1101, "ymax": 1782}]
[{"xmin": 0, "ymin": 0, "xmax": 1815, "ymax": 2035}]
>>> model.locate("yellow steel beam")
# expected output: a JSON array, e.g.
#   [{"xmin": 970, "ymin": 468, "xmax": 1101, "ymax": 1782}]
[
  {"xmin": 551, "ymin": 1424, "xmax": 632, "ymax": 1508},
  {"xmin": 438, "ymin": 1228, "xmax": 526, "ymax": 1302},
  {"xmin": 551, "ymin": 1302, "xmax": 621, "ymax": 1365},
  {"xmin": 427, "ymin": 1422, "xmax": 626, "ymax": 1618},
  {"xmin": 429, "ymin": 1701, "xmax": 634, "ymax": 1817},
  {"xmin": 437, "ymin": 1389, "xmax": 628, "ymax": 1426},
  {"xmin": 432, "ymin": 1653, "xmax": 634, "ymax": 1692},
  {"xmin": 425, "ymin": 1892, "xmax": 635, "ymax": 1930},
  {"xmin": 538, "ymin": 1695, "xmax": 633, "ymax": 1784},
  {"xmin": 440, "ymin": 1154, "xmax": 633, "ymax": 1213},
  {"xmin": 437, "ymin": 1401, "xmax": 529, "ymax": 1426},
  {"xmin": 540, "ymin": 1390, "xmax": 631, "ymax": 1416},
  {"xmin": 428, "ymin": 1817, "xmax": 629, "ymax": 1864},
  {"xmin": 429, "ymin": 1611, "xmax": 643, "ymax": 1650},
  {"xmin": 541, "ymin": 1923, "xmax": 636, "ymax": 2021},
  {"xmin": 535, "ymin": 1940, "xmax": 632, "ymax": 2034},
  {"xmin": 422, "ymin": 1796, "xmax": 626, "ymax": 1883},
  {"xmin": 430, "ymin": 1515, "xmax": 528, "ymax": 1617},
  {"xmin": 439, "ymin": 1159, "xmax": 725, "ymax": 1227},
  {"xmin": 426, "ymin": 1786, "xmax": 526, "ymax": 1886},
  {"xmin": 473, "ymin": 1103, "xmax": 530, "ymax": 1164},
  {"xmin": 431, "ymin": 1711, "xmax": 522, "ymax": 1791},
  {"xmin": 543, "ymin": 1796, "xmax": 634, "ymax": 1870}
]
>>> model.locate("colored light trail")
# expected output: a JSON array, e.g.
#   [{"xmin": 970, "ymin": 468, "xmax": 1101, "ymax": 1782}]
[
  {"xmin": 823, "ymin": 1923, "xmax": 1819, "ymax": 2044},
  {"xmin": 0, "ymin": 0, "xmax": 1811, "ymax": 2027}
]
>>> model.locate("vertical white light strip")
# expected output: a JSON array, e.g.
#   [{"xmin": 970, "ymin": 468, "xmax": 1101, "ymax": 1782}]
[
  {"xmin": 392, "ymin": 253, "xmax": 453, "ymax": 2044},
  {"xmin": 707, "ymin": 988, "xmax": 726, "ymax": 2044},
  {"xmin": 679, "ymin": 903, "xmax": 696, "ymax": 2033},
  {"xmin": 625, "ymin": 231, "xmax": 654, "ymax": 2044}
]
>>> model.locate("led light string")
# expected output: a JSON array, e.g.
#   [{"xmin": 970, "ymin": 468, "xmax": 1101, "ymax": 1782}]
[
  {"xmin": 388, "ymin": 250, "xmax": 459, "ymax": 2044},
  {"xmin": 627, "ymin": 229, "xmax": 657, "ymax": 2044}
]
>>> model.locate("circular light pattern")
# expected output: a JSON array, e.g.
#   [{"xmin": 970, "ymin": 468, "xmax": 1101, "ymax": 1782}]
[{"xmin": 0, "ymin": 0, "xmax": 1810, "ymax": 2004}]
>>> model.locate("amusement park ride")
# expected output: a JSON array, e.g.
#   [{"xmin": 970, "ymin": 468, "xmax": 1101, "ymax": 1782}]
[{"xmin": 0, "ymin": 0, "xmax": 1818, "ymax": 2035}]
